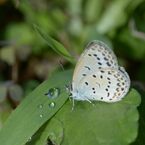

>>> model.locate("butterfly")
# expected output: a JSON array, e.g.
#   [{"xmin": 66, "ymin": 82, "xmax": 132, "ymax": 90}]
[{"xmin": 70, "ymin": 40, "xmax": 130, "ymax": 103}]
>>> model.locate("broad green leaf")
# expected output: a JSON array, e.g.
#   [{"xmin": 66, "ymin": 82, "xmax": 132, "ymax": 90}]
[
  {"xmin": 34, "ymin": 25, "xmax": 75, "ymax": 63},
  {"xmin": 49, "ymin": 88, "xmax": 141, "ymax": 145},
  {"xmin": 0, "ymin": 70, "xmax": 72, "ymax": 145}
]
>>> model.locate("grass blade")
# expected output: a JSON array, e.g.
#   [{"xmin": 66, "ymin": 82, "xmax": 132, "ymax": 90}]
[
  {"xmin": 0, "ymin": 70, "xmax": 72, "ymax": 145},
  {"xmin": 34, "ymin": 24, "xmax": 75, "ymax": 64}
]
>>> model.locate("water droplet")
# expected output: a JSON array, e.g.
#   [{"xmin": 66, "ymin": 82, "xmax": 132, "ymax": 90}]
[
  {"xmin": 38, "ymin": 104, "xmax": 43, "ymax": 109},
  {"xmin": 39, "ymin": 114, "xmax": 43, "ymax": 118},
  {"xmin": 45, "ymin": 88, "xmax": 60, "ymax": 99},
  {"xmin": 27, "ymin": 137, "xmax": 32, "ymax": 142},
  {"xmin": 49, "ymin": 102, "xmax": 55, "ymax": 108}
]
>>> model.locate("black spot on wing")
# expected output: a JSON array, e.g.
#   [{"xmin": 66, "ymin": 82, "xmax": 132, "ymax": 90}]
[
  {"xmin": 104, "ymin": 57, "xmax": 108, "ymax": 61},
  {"xmin": 100, "ymin": 70, "xmax": 105, "ymax": 73},
  {"xmin": 121, "ymin": 88, "xmax": 124, "ymax": 91},
  {"xmin": 106, "ymin": 62, "xmax": 111, "ymax": 66},
  {"xmin": 107, "ymin": 93, "xmax": 110, "ymax": 97},
  {"xmin": 98, "ymin": 62, "xmax": 102, "ymax": 65},
  {"xmin": 117, "ymin": 83, "xmax": 120, "ymax": 86},
  {"xmin": 85, "ymin": 82, "xmax": 88, "ymax": 85},
  {"xmin": 84, "ymin": 66, "xmax": 91, "ymax": 70},
  {"xmin": 108, "ymin": 71, "xmax": 111, "ymax": 75},
  {"xmin": 97, "ymin": 57, "xmax": 100, "ymax": 60},
  {"xmin": 107, "ymin": 77, "xmax": 110, "ymax": 80}
]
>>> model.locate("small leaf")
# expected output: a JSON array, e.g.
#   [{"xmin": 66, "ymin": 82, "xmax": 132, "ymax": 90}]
[{"xmin": 34, "ymin": 24, "xmax": 75, "ymax": 63}]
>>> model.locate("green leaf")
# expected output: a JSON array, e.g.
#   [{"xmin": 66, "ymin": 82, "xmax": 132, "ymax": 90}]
[
  {"xmin": 33, "ymin": 24, "xmax": 75, "ymax": 64},
  {"xmin": 0, "ymin": 70, "xmax": 72, "ymax": 145},
  {"xmin": 49, "ymin": 88, "xmax": 141, "ymax": 145},
  {"xmin": 0, "ymin": 69, "xmax": 141, "ymax": 145}
]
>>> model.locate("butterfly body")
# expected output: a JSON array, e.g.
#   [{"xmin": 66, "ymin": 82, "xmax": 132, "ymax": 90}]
[{"xmin": 71, "ymin": 40, "xmax": 130, "ymax": 103}]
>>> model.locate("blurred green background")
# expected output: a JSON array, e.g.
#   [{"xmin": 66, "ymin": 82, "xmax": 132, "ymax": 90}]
[{"xmin": 0, "ymin": 0, "xmax": 145, "ymax": 127}]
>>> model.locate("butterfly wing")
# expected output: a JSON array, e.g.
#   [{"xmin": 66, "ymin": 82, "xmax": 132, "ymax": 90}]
[
  {"xmin": 72, "ymin": 40, "xmax": 118, "ymax": 91},
  {"xmin": 76, "ymin": 67, "xmax": 130, "ymax": 102}
]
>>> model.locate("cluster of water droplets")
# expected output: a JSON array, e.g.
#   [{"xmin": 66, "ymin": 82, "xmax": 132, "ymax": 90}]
[
  {"xmin": 38, "ymin": 87, "xmax": 60, "ymax": 118},
  {"xmin": 25, "ymin": 88, "xmax": 61, "ymax": 144},
  {"xmin": 26, "ymin": 136, "xmax": 32, "ymax": 144}
]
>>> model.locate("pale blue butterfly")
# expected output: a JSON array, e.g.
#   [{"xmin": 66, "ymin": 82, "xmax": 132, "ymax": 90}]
[{"xmin": 70, "ymin": 40, "xmax": 130, "ymax": 103}]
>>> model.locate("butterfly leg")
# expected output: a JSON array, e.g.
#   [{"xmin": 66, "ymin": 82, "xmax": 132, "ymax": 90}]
[
  {"xmin": 84, "ymin": 97, "xmax": 95, "ymax": 106},
  {"xmin": 71, "ymin": 98, "xmax": 75, "ymax": 111}
]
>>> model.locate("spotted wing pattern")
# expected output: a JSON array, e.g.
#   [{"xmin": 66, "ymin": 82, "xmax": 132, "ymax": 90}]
[
  {"xmin": 72, "ymin": 40, "xmax": 118, "ymax": 90},
  {"xmin": 71, "ymin": 40, "xmax": 130, "ymax": 102},
  {"xmin": 77, "ymin": 68, "xmax": 130, "ymax": 102}
]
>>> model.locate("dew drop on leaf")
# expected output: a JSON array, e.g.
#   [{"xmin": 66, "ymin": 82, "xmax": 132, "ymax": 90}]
[
  {"xmin": 45, "ymin": 88, "xmax": 60, "ymax": 99},
  {"xmin": 49, "ymin": 102, "xmax": 55, "ymax": 108},
  {"xmin": 38, "ymin": 104, "xmax": 43, "ymax": 109},
  {"xmin": 27, "ymin": 136, "xmax": 32, "ymax": 142},
  {"xmin": 39, "ymin": 114, "xmax": 43, "ymax": 118}
]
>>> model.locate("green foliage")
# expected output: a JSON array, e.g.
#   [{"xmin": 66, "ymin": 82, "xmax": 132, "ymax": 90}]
[
  {"xmin": 0, "ymin": 70, "xmax": 72, "ymax": 145},
  {"xmin": 0, "ymin": 0, "xmax": 145, "ymax": 144},
  {"xmin": 96, "ymin": 0, "xmax": 144, "ymax": 34},
  {"xmin": 53, "ymin": 89, "xmax": 140, "ymax": 145},
  {"xmin": 0, "ymin": 70, "xmax": 141, "ymax": 145}
]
